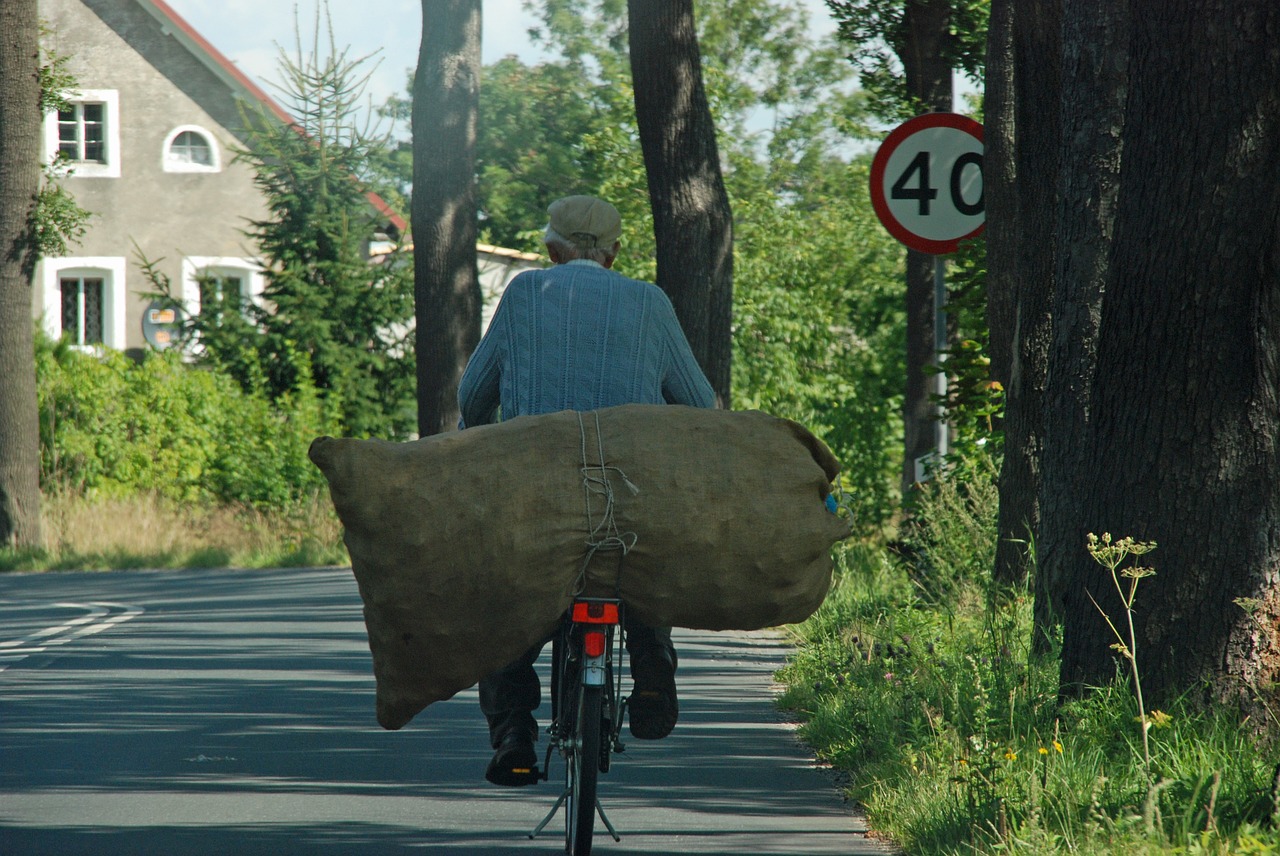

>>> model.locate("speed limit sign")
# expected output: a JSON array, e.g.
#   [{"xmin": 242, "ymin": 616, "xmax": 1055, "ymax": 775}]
[{"xmin": 870, "ymin": 112, "xmax": 985, "ymax": 255}]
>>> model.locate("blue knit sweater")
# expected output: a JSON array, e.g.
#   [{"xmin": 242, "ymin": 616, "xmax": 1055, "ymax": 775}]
[{"xmin": 458, "ymin": 259, "xmax": 715, "ymax": 428}]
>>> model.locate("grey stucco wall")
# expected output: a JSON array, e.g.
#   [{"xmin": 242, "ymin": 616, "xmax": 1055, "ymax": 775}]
[{"xmin": 38, "ymin": 0, "xmax": 270, "ymax": 354}]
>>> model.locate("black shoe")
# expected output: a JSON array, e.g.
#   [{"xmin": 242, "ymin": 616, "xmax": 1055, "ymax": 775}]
[
  {"xmin": 485, "ymin": 731, "xmax": 539, "ymax": 787},
  {"xmin": 629, "ymin": 648, "xmax": 678, "ymax": 740}
]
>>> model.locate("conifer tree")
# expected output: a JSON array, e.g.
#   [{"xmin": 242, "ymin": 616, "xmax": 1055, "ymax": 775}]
[{"xmin": 160, "ymin": 11, "xmax": 415, "ymax": 439}]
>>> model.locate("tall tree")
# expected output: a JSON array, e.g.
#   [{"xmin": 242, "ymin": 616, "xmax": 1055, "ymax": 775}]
[
  {"xmin": 413, "ymin": 0, "xmax": 482, "ymax": 436},
  {"xmin": 826, "ymin": 0, "xmax": 988, "ymax": 496},
  {"xmin": 1036, "ymin": 0, "xmax": 1280, "ymax": 711},
  {"xmin": 628, "ymin": 0, "xmax": 735, "ymax": 404},
  {"xmin": 987, "ymin": 0, "xmax": 1060, "ymax": 592},
  {"xmin": 0, "ymin": 0, "xmax": 43, "ymax": 548}
]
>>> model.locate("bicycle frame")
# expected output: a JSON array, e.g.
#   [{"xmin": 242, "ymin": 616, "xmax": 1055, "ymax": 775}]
[{"xmin": 529, "ymin": 596, "xmax": 626, "ymax": 854}]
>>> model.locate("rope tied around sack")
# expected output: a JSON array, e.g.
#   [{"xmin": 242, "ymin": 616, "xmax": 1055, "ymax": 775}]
[{"xmin": 575, "ymin": 411, "xmax": 639, "ymax": 594}]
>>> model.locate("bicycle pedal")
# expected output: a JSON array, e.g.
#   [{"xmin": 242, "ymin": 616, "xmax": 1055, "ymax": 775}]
[
  {"xmin": 511, "ymin": 764, "xmax": 541, "ymax": 784},
  {"xmin": 486, "ymin": 764, "xmax": 542, "ymax": 787}
]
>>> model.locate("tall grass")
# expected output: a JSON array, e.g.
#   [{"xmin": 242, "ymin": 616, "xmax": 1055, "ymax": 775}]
[
  {"xmin": 0, "ymin": 491, "xmax": 346, "ymax": 572},
  {"xmin": 780, "ymin": 466, "xmax": 1280, "ymax": 855}
]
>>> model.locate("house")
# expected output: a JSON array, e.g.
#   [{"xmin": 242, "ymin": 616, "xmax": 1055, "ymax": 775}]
[{"xmin": 35, "ymin": 0, "xmax": 541, "ymax": 359}]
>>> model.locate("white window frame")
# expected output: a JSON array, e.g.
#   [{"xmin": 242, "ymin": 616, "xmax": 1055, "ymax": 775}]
[
  {"xmin": 162, "ymin": 125, "xmax": 220, "ymax": 173},
  {"xmin": 181, "ymin": 257, "xmax": 265, "ymax": 319},
  {"xmin": 40, "ymin": 257, "xmax": 127, "ymax": 349},
  {"xmin": 44, "ymin": 90, "xmax": 121, "ymax": 179}
]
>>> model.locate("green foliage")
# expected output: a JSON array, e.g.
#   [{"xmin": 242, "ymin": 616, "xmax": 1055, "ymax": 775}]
[
  {"xmin": 936, "ymin": 236, "xmax": 1003, "ymax": 469},
  {"xmin": 379, "ymin": 0, "xmax": 872, "ymax": 254},
  {"xmin": 825, "ymin": 0, "xmax": 990, "ymax": 120},
  {"xmin": 779, "ymin": 499, "xmax": 1280, "ymax": 854},
  {"xmin": 35, "ymin": 333, "xmax": 336, "ymax": 508},
  {"xmin": 33, "ymin": 25, "xmax": 93, "ymax": 261},
  {"xmin": 894, "ymin": 447, "xmax": 1000, "ymax": 597},
  {"xmin": 149, "ymin": 12, "xmax": 415, "ymax": 440},
  {"xmin": 31, "ymin": 179, "xmax": 91, "ymax": 259},
  {"xmin": 730, "ymin": 160, "xmax": 905, "ymax": 533},
  {"xmin": 474, "ymin": 58, "xmax": 614, "ymax": 251}
]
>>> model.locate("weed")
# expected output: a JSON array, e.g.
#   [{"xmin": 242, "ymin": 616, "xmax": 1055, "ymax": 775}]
[
  {"xmin": 778, "ymin": 517, "xmax": 1280, "ymax": 854},
  {"xmin": 1085, "ymin": 532, "xmax": 1160, "ymax": 781}
]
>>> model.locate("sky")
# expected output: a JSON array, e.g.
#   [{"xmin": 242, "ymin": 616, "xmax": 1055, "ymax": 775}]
[{"xmin": 161, "ymin": 0, "xmax": 842, "ymax": 121}]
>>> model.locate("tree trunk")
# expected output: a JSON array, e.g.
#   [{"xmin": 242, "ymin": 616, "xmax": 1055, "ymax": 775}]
[
  {"xmin": 413, "ymin": 0, "xmax": 482, "ymax": 436},
  {"xmin": 1049, "ymin": 0, "xmax": 1280, "ymax": 713},
  {"xmin": 627, "ymin": 0, "xmax": 733, "ymax": 407},
  {"xmin": 1037, "ymin": 0, "xmax": 1128, "ymax": 658},
  {"xmin": 983, "ymin": 0, "xmax": 1016, "ymax": 392},
  {"xmin": 991, "ymin": 0, "xmax": 1060, "ymax": 592},
  {"xmin": 898, "ymin": 0, "xmax": 954, "ymax": 495},
  {"xmin": 0, "ymin": 0, "xmax": 43, "ymax": 548}
]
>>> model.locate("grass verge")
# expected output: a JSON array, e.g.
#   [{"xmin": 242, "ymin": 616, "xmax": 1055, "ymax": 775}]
[
  {"xmin": 778, "ymin": 477, "xmax": 1280, "ymax": 854},
  {"xmin": 0, "ymin": 491, "xmax": 346, "ymax": 572}
]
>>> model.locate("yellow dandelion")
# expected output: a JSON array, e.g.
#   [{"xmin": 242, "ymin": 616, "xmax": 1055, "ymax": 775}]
[
  {"xmin": 1004, "ymin": 750, "xmax": 1017, "ymax": 761},
  {"xmin": 1038, "ymin": 747, "xmax": 1049, "ymax": 756},
  {"xmin": 1053, "ymin": 741, "xmax": 1063, "ymax": 754}
]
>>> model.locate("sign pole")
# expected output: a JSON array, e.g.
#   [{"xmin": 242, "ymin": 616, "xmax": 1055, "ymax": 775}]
[
  {"xmin": 869, "ymin": 111, "xmax": 983, "ymax": 477},
  {"xmin": 934, "ymin": 256, "xmax": 948, "ymax": 462}
]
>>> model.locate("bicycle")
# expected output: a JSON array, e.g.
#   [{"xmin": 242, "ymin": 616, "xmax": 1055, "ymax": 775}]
[{"xmin": 528, "ymin": 596, "xmax": 626, "ymax": 855}]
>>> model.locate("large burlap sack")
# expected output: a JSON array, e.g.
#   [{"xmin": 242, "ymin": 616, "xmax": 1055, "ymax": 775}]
[{"xmin": 309, "ymin": 404, "xmax": 849, "ymax": 729}]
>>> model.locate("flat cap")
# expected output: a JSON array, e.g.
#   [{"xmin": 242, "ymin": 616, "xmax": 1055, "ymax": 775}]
[{"xmin": 547, "ymin": 195, "xmax": 622, "ymax": 248}]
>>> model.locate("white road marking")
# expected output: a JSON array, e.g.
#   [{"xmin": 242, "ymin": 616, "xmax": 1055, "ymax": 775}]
[{"xmin": 0, "ymin": 601, "xmax": 144, "ymax": 670}]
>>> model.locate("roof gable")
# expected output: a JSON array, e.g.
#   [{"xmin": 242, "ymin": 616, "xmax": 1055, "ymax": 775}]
[{"xmin": 75, "ymin": 0, "xmax": 406, "ymax": 233}]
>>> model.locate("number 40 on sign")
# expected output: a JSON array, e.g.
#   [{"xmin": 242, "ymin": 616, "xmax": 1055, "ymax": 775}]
[{"xmin": 870, "ymin": 112, "xmax": 984, "ymax": 256}]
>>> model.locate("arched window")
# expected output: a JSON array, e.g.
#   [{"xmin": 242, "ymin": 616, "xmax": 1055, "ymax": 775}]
[{"xmin": 163, "ymin": 126, "xmax": 220, "ymax": 173}]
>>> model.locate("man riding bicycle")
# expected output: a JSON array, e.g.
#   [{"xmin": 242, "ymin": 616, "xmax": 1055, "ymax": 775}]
[{"xmin": 457, "ymin": 195, "xmax": 716, "ymax": 787}]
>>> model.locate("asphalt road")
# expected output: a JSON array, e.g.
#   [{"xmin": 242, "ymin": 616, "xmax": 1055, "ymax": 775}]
[{"xmin": 0, "ymin": 567, "xmax": 893, "ymax": 855}]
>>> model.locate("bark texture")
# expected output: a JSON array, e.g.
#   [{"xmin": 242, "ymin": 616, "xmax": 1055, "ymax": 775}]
[
  {"xmin": 627, "ymin": 0, "xmax": 734, "ymax": 407},
  {"xmin": 0, "ymin": 0, "xmax": 43, "ymax": 548},
  {"xmin": 413, "ymin": 0, "xmax": 483, "ymax": 436},
  {"xmin": 983, "ymin": 0, "xmax": 1016, "ymax": 391},
  {"xmin": 1045, "ymin": 0, "xmax": 1280, "ymax": 710},
  {"xmin": 992, "ymin": 0, "xmax": 1061, "ymax": 592}
]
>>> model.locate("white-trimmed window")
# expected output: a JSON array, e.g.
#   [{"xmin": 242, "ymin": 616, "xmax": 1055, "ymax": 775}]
[
  {"xmin": 40, "ymin": 258, "xmax": 127, "ymax": 349},
  {"xmin": 44, "ymin": 90, "xmax": 121, "ymax": 178},
  {"xmin": 163, "ymin": 125, "xmax": 220, "ymax": 173},
  {"xmin": 182, "ymin": 257, "xmax": 265, "ymax": 323}
]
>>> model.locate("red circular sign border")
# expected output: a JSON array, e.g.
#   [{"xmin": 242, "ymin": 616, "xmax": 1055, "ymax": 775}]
[{"xmin": 869, "ymin": 112, "xmax": 986, "ymax": 255}]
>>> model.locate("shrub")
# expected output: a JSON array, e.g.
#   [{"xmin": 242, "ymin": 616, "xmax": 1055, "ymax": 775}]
[{"xmin": 35, "ymin": 334, "xmax": 337, "ymax": 508}]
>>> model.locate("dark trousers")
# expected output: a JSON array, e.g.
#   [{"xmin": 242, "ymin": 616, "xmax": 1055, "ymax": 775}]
[{"xmin": 479, "ymin": 619, "xmax": 674, "ymax": 747}]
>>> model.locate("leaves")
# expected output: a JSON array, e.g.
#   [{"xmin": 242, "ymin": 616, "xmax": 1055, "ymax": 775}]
[
  {"xmin": 825, "ymin": 0, "xmax": 990, "ymax": 119},
  {"xmin": 147, "ymin": 10, "xmax": 415, "ymax": 440},
  {"xmin": 35, "ymin": 335, "xmax": 336, "ymax": 507}
]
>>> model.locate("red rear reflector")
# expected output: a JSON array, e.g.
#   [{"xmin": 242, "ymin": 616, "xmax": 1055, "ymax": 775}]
[
  {"xmin": 572, "ymin": 601, "xmax": 620, "ymax": 624},
  {"xmin": 584, "ymin": 630, "xmax": 607, "ymax": 657}
]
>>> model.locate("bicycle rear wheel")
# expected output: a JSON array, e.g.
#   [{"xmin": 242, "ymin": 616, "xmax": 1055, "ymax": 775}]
[{"xmin": 565, "ymin": 683, "xmax": 602, "ymax": 855}]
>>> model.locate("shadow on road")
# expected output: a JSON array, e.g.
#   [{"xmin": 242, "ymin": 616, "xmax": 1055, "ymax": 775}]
[{"xmin": 0, "ymin": 567, "xmax": 888, "ymax": 855}]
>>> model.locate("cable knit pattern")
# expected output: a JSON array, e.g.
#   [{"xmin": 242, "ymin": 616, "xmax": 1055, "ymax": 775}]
[{"xmin": 458, "ymin": 259, "xmax": 715, "ymax": 427}]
